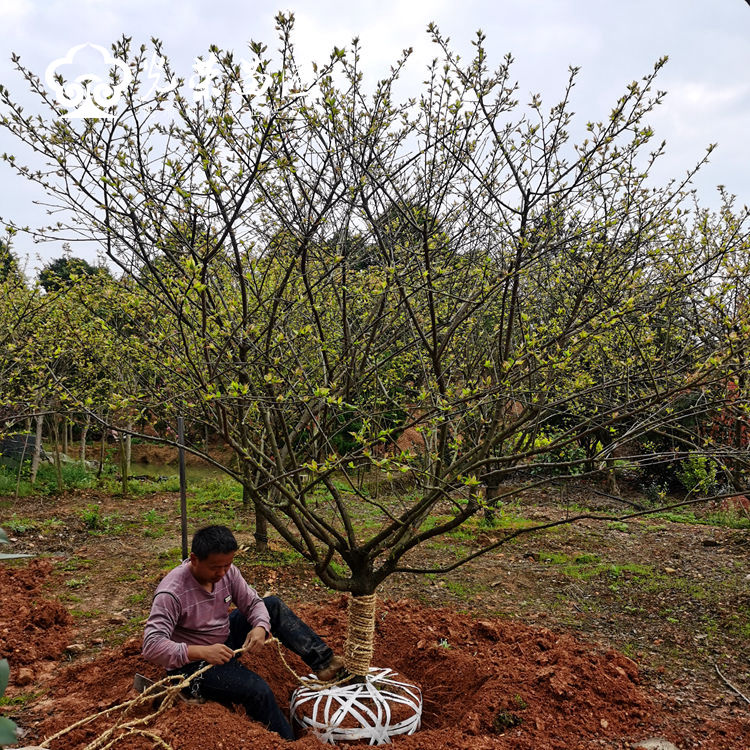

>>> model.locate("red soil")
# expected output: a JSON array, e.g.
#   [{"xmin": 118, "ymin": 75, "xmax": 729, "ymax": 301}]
[
  {"xmin": 2, "ymin": 562, "xmax": 748, "ymax": 749},
  {"xmin": 0, "ymin": 560, "xmax": 72, "ymax": 669}
]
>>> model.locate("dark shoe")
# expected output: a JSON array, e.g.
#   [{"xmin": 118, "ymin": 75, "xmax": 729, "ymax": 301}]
[{"xmin": 315, "ymin": 655, "xmax": 345, "ymax": 681}]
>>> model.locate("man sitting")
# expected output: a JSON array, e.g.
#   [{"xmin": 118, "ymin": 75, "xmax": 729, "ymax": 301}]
[{"xmin": 142, "ymin": 524, "xmax": 344, "ymax": 740}]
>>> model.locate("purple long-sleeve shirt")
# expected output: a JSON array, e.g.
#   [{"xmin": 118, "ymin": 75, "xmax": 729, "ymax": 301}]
[{"xmin": 142, "ymin": 560, "xmax": 271, "ymax": 670}]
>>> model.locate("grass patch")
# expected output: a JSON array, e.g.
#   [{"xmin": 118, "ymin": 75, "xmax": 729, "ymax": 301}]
[
  {"xmin": 186, "ymin": 477, "xmax": 243, "ymax": 525},
  {"xmin": 0, "ymin": 462, "xmax": 95, "ymax": 497},
  {"xmin": 241, "ymin": 545, "xmax": 305, "ymax": 568},
  {"xmin": 607, "ymin": 521, "xmax": 629, "ymax": 532},
  {"xmin": 158, "ymin": 547, "xmax": 184, "ymax": 567},
  {"xmin": 538, "ymin": 550, "xmax": 654, "ymax": 583},
  {"xmin": 1, "ymin": 515, "xmax": 38, "ymax": 534},
  {"xmin": 141, "ymin": 508, "xmax": 168, "ymax": 538},
  {"xmin": 111, "ymin": 616, "xmax": 148, "ymax": 639},
  {"xmin": 127, "ymin": 591, "xmax": 149, "ymax": 605},
  {"xmin": 70, "ymin": 608, "xmax": 102, "ymax": 619},
  {"xmin": 0, "ymin": 690, "xmax": 39, "ymax": 707},
  {"xmin": 58, "ymin": 556, "xmax": 94, "ymax": 572},
  {"xmin": 79, "ymin": 504, "xmax": 123, "ymax": 534},
  {"xmin": 653, "ymin": 510, "xmax": 750, "ymax": 529},
  {"xmin": 443, "ymin": 579, "xmax": 486, "ymax": 598},
  {"xmin": 65, "ymin": 576, "xmax": 90, "ymax": 589}
]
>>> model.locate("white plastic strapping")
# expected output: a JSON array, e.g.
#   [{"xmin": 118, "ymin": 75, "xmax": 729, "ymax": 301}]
[{"xmin": 290, "ymin": 667, "xmax": 422, "ymax": 745}]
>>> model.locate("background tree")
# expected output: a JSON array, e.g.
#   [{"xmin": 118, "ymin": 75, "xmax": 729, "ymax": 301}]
[
  {"xmin": 38, "ymin": 253, "xmax": 101, "ymax": 293},
  {"xmin": 0, "ymin": 236, "xmax": 21, "ymax": 283}
]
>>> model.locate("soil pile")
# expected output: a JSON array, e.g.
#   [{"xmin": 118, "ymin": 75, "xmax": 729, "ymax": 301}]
[
  {"xmin": 9, "ymin": 595, "xmax": 749, "ymax": 749},
  {"xmin": 0, "ymin": 559, "xmax": 72, "ymax": 669}
]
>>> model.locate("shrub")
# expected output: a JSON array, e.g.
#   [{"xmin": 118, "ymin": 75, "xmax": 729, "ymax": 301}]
[{"xmin": 675, "ymin": 455, "xmax": 719, "ymax": 494}]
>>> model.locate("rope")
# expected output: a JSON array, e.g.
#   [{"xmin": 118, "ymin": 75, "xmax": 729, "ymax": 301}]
[
  {"xmin": 344, "ymin": 594, "xmax": 377, "ymax": 677},
  {"xmin": 38, "ymin": 654, "xmax": 231, "ymax": 750},
  {"xmin": 36, "ymin": 596, "xmax": 375, "ymax": 747},
  {"xmin": 268, "ymin": 636, "xmax": 352, "ymax": 689}
]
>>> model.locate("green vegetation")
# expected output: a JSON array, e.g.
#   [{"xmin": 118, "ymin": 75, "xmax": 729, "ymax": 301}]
[
  {"xmin": 0, "ymin": 659, "xmax": 17, "ymax": 743},
  {"xmin": 493, "ymin": 710, "xmax": 523, "ymax": 732},
  {"xmin": 79, "ymin": 504, "xmax": 123, "ymax": 535},
  {"xmin": 157, "ymin": 547, "xmax": 184, "ymax": 567},
  {"xmin": 0, "ymin": 515, "xmax": 37, "ymax": 535},
  {"xmin": 443, "ymin": 579, "xmax": 486, "ymax": 598},
  {"xmin": 70, "ymin": 608, "xmax": 102, "ymax": 619},
  {"xmin": 65, "ymin": 576, "xmax": 90, "ymax": 589},
  {"xmin": 186, "ymin": 478, "xmax": 243, "ymax": 526},
  {"xmin": 538, "ymin": 550, "xmax": 655, "ymax": 583},
  {"xmin": 126, "ymin": 591, "xmax": 149, "ymax": 605},
  {"xmin": 241, "ymin": 545, "xmax": 306, "ymax": 569},
  {"xmin": 0, "ymin": 690, "xmax": 38, "ymax": 708},
  {"xmin": 0, "ymin": 462, "xmax": 94, "ymax": 497},
  {"xmin": 653, "ymin": 509, "xmax": 750, "ymax": 529},
  {"xmin": 607, "ymin": 521, "xmax": 629, "ymax": 532},
  {"xmin": 58, "ymin": 556, "xmax": 93, "ymax": 572},
  {"xmin": 141, "ymin": 508, "xmax": 168, "ymax": 538}
]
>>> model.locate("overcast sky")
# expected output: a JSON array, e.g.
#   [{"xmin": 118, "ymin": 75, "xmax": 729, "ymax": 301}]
[{"xmin": 1, "ymin": 0, "xmax": 749, "ymax": 273}]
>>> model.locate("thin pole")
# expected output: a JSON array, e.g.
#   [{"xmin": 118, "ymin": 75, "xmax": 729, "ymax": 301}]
[{"xmin": 178, "ymin": 417, "xmax": 188, "ymax": 560}]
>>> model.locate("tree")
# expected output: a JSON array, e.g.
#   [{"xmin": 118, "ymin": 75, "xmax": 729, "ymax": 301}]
[
  {"xmin": 0, "ymin": 238, "xmax": 20, "ymax": 283},
  {"xmin": 38, "ymin": 254, "xmax": 101, "ymax": 293},
  {"xmin": 1, "ymin": 16, "xmax": 748, "ymax": 675}
]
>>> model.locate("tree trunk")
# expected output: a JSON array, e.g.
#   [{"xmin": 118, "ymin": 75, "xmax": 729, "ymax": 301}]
[
  {"xmin": 482, "ymin": 464, "xmax": 501, "ymax": 524},
  {"xmin": 80, "ymin": 413, "xmax": 90, "ymax": 466},
  {"xmin": 244, "ymin": 484, "xmax": 268, "ymax": 552},
  {"xmin": 62, "ymin": 416, "xmax": 68, "ymax": 456},
  {"xmin": 52, "ymin": 414, "xmax": 63, "ymax": 492},
  {"xmin": 119, "ymin": 432, "xmax": 128, "ymax": 495},
  {"xmin": 14, "ymin": 432, "xmax": 30, "ymax": 500},
  {"xmin": 125, "ymin": 419, "xmax": 133, "ymax": 479},
  {"xmin": 30, "ymin": 412, "xmax": 43, "ymax": 486},
  {"xmin": 97, "ymin": 422, "xmax": 106, "ymax": 479},
  {"xmin": 343, "ymin": 593, "xmax": 377, "ymax": 677}
]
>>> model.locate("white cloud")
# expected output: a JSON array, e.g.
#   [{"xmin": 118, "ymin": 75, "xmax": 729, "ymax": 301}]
[{"xmin": 668, "ymin": 81, "xmax": 748, "ymax": 112}]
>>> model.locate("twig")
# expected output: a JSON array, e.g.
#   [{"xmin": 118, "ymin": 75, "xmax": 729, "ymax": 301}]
[{"xmin": 714, "ymin": 662, "xmax": 750, "ymax": 705}]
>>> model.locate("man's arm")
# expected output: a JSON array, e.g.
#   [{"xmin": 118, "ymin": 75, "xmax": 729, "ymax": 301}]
[
  {"xmin": 142, "ymin": 592, "xmax": 236, "ymax": 668},
  {"xmin": 227, "ymin": 566, "xmax": 272, "ymax": 641},
  {"xmin": 142, "ymin": 591, "xmax": 189, "ymax": 669},
  {"xmin": 186, "ymin": 642, "xmax": 234, "ymax": 665}
]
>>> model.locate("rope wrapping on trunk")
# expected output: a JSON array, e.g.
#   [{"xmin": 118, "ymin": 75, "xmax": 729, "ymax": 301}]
[{"xmin": 344, "ymin": 593, "xmax": 377, "ymax": 677}]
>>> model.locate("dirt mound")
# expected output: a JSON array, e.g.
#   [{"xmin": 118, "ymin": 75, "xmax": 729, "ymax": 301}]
[
  {"xmin": 0, "ymin": 559, "xmax": 72, "ymax": 669},
  {"xmin": 13, "ymin": 597, "xmax": 749, "ymax": 749}
]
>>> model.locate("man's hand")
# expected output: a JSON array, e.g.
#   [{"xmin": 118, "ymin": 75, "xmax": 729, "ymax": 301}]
[
  {"xmin": 187, "ymin": 643, "xmax": 234, "ymax": 665},
  {"xmin": 242, "ymin": 625, "xmax": 267, "ymax": 655}
]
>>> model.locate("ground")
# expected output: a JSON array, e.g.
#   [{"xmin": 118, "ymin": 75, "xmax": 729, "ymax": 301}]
[{"xmin": 1, "ymin": 475, "xmax": 748, "ymax": 749}]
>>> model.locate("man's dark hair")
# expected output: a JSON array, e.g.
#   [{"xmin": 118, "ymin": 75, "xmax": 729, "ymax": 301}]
[{"xmin": 191, "ymin": 525, "xmax": 238, "ymax": 559}]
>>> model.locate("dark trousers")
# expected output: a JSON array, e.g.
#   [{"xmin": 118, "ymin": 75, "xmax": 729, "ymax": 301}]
[{"xmin": 168, "ymin": 595, "xmax": 333, "ymax": 741}]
